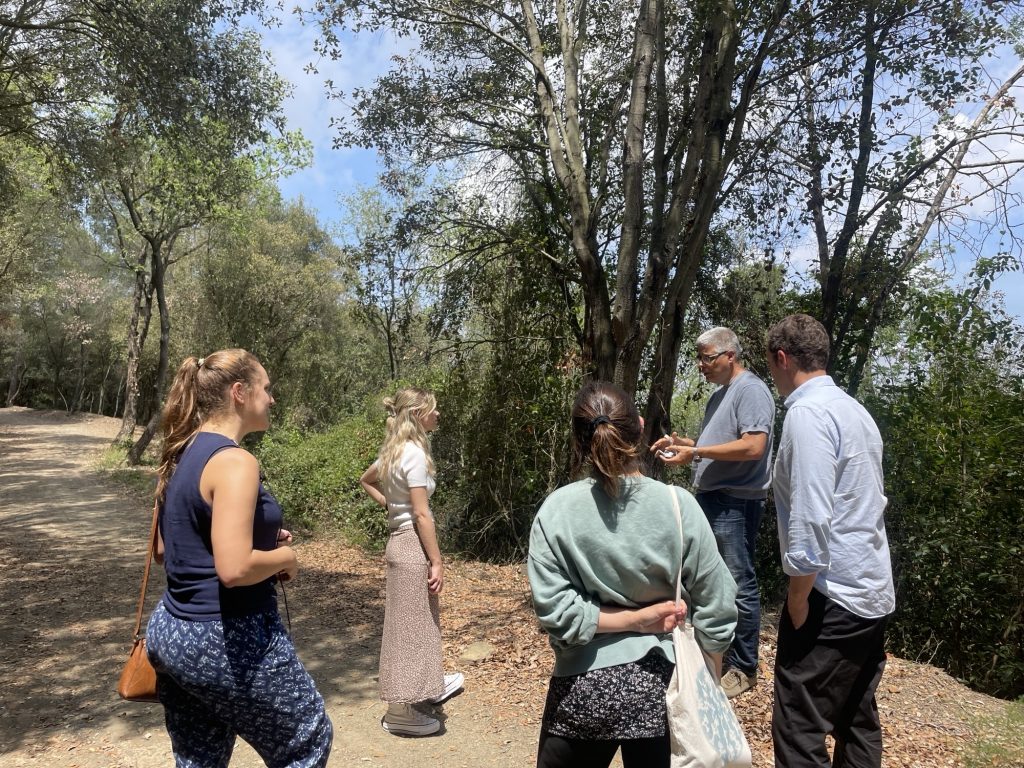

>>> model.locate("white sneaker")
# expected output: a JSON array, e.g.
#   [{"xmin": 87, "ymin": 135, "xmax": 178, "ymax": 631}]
[
  {"xmin": 381, "ymin": 703, "xmax": 441, "ymax": 736},
  {"xmin": 427, "ymin": 672, "xmax": 464, "ymax": 704}
]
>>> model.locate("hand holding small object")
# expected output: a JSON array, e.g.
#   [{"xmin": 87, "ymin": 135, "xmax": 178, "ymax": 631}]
[{"xmin": 651, "ymin": 432, "xmax": 695, "ymax": 462}]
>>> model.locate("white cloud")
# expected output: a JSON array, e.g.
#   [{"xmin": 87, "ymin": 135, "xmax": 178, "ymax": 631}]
[{"xmin": 246, "ymin": 11, "xmax": 416, "ymax": 223}]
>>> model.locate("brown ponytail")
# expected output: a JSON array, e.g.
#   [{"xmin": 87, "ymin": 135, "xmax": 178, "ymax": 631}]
[
  {"xmin": 155, "ymin": 348, "xmax": 261, "ymax": 502},
  {"xmin": 569, "ymin": 381, "xmax": 643, "ymax": 497}
]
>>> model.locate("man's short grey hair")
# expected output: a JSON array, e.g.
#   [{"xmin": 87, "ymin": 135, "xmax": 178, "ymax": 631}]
[{"xmin": 696, "ymin": 327, "xmax": 742, "ymax": 358}]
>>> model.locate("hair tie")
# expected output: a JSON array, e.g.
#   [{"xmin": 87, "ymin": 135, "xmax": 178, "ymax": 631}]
[
  {"xmin": 590, "ymin": 415, "xmax": 611, "ymax": 429},
  {"xmin": 197, "ymin": 357, "xmax": 206, "ymax": 368}
]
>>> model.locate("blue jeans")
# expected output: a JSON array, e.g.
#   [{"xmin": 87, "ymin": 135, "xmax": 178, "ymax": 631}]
[{"xmin": 695, "ymin": 490, "xmax": 764, "ymax": 676}]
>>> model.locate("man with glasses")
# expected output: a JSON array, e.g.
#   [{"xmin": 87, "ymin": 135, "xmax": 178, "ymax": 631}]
[{"xmin": 652, "ymin": 326, "xmax": 775, "ymax": 699}]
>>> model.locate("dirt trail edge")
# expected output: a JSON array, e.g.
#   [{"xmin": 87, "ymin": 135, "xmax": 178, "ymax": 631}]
[{"xmin": 0, "ymin": 407, "xmax": 1012, "ymax": 767}]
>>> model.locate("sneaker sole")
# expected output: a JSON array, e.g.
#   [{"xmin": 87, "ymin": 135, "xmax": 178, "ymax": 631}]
[
  {"xmin": 381, "ymin": 717, "xmax": 441, "ymax": 737},
  {"xmin": 427, "ymin": 674, "xmax": 465, "ymax": 704}
]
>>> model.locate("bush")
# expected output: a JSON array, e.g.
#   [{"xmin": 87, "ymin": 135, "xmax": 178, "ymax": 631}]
[
  {"xmin": 868, "ymin": 290, "xmax": 1024, "ymax": 699},
  {"xmin": 254, "ymin": 416, "xmax": 388, "ymax": 548}
]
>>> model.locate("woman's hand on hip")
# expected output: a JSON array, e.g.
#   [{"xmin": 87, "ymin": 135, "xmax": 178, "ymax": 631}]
[{"xmin": 427, "ymin": 561, "xmax": 444, "ymax": 594}]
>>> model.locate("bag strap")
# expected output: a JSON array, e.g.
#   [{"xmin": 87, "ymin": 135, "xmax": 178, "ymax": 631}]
[
  {"xmin": 131, "ymin": 500, "xmax": 160, "ymax": 642},
  {"xmin": 669, "ymin": 486, "xmax": 684, "ymax": 609}
]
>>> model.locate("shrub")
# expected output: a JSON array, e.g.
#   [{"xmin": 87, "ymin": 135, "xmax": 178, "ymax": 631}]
[{"xmin": 255, "ymin": 416, "xmax": 388, "ymax": 548}]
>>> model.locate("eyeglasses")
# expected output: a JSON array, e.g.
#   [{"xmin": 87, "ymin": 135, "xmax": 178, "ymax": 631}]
[{"xmin": 695, "ymin": 351, "xmax": 729, "ymax": 365}]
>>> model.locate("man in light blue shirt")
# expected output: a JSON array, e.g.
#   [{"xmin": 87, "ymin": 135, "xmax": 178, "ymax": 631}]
[{"xmin": 766, "ymin": 314, "xmax": 895, "ymax": 768}]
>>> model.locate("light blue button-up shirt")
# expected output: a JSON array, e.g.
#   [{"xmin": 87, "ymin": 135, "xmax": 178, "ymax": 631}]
[{"xmin": 773, "ymin": 376, "xmax": 895, "ymax": 619}]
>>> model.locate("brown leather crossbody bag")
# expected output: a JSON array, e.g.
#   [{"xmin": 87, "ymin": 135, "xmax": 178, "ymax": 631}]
[{"xmin": 116, "ymin": 501, "xmax": 160, "ymax": 703}]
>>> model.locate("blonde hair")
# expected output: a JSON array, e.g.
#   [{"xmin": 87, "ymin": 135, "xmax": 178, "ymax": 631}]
[
  {"xmin": 155, "ymin": 349, "xmax": 262, "ymax": 502},
  {"xmin": 377, "ymin": 387, "xmax": 436, "ymax": 480}
]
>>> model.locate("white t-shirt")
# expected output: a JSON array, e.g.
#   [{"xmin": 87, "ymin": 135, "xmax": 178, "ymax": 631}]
[{"xmin": 378, "ymin": 442, "xmax": 436, "ymax": 530}]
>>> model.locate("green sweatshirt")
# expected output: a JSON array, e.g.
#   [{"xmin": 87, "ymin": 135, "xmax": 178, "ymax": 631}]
[{"xmin": 528, "ymin": 476, "xmax": 738, "ymax": 677}]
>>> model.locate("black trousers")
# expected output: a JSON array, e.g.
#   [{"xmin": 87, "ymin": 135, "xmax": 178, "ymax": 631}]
[
  {"xmin": 536, "ymin": 732, "xmax": 670, "ymax": 768},
  {"xmin": 772, "ymin": 589, "xmax": 889, "ymax": 768}
]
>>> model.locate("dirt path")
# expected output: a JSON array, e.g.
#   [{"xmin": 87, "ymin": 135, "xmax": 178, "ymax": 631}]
[
  {"xmin": 0, "ymin": 408, "xmax": 539, "ymax": 767},
  {"xmin": 0, "ymin": 407, "xmax": 1015, "ymax": 767}
]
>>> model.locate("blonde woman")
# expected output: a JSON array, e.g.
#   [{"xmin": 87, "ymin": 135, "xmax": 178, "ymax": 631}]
[
  {"xmin": 360, "ymin": 387, "xmax": 463, "ymax": 736},
  {"xmin": 146, "ymin": 349, "xmax": 332, "ymax": 767}
]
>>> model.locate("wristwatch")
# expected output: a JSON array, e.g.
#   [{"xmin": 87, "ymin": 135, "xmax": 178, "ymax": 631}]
[{"xmin": 692, "ymin": 448, "xmax": 702, "ymax": 463}]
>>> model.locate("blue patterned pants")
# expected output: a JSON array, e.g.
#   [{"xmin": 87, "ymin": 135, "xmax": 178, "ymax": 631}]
[{"xmin": 147, "ymin": 602, "xmax": 333, "ymax": 768}]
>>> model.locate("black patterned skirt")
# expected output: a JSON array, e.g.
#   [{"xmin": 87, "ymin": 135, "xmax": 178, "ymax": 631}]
[{"xmin": 540, "ymin": 650, "xmax": 674, "ymax": 740}]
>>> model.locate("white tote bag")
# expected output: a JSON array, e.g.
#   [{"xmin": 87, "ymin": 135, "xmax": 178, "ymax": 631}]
[{"xmin": 666, "ymin": 487, "xmax": 752, "ymax": 768}]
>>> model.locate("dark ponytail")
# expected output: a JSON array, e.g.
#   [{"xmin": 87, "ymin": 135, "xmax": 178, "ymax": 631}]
[{"xmin": 570, "ymin": 381, "xmax": 643, "ymax": 497}]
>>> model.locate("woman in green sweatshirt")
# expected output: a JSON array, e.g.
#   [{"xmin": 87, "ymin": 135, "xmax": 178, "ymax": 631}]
[{"xmin": 528, "ymin": 381, "xmax": 738, "ymax": 768}]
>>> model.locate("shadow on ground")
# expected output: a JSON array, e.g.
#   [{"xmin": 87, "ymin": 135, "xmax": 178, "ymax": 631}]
[{"xmin": 0, "ymin": 412, "xmax": 385, "ymax": 756}]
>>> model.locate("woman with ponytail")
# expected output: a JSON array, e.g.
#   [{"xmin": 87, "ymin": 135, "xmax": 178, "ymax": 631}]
[
  {"xmin": 528, "ymin": 381, "xmax": 737, "ymax": 767},
  {"xmin": 360, "ymin": 387, "xmax": 463, "ymax": 737},
  {"xmin": 146, "ymin": 349, "xmax": 332, "ymax": 767}
]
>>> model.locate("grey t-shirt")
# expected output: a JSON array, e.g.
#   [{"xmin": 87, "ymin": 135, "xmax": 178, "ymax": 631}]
[{"xmin": 691, "ymin": 371, "xmax": 775, "ymax": 499}]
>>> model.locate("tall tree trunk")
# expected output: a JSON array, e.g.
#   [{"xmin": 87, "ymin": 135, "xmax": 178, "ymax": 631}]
[
  {"xmin": 113, "ymin": 249, "xmax": 154, "ymax": 444},
  {"xmin": 6, "ymin": 342, "xmax": 23, "ymax": 406},
  {"xmin": 114, "ymin": 372, "xmax": 124, "ymax": 417},
  {"xmin": 128, "ymin": 238, "xmax": 172, "ymax": 465},
  {"xmin": 819, "ymin": 6, "xmax": 882, "ymax": 340},
  {"xmin": 97, "ymin": 360, "xmax": 113, "ymax": 415},
  {"xmin": 72, "ymin": 342, "xmax": 86, "ymax": 412}
]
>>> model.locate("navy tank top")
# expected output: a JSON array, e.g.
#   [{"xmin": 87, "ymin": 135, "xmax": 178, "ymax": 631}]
[{"xmin": 159, "ymin": 432, "xmax": 282, "ymax": 620}]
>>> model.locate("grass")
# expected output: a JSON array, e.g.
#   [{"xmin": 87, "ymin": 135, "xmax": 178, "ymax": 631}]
[
  {"xmin": 94, "ymin": 445, "xmax": 157, "ymax": 499},
  {"xmin": 963, "ymin": 697, "xmax": 1024, "ymax": 767}
]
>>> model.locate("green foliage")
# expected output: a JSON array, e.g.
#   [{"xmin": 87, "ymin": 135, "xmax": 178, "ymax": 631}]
[
  {"xmin": 433, "ymin": 355, "xmax": 579, "ymax": 561},
  {"xmin": 422, "ymin": 214, "xmax": 583, "ymax": 561},
  {"xmin": 0, "ymin": 149, "xmax": 129, "ymax": 412},
  {"xmin": 171, "ymin": 188, "xmax": 372, "ymax": 425},
  {"xmin": 869, "ymin": 286, "xmax": 1024, "ymax": 699},
  {"xmin": 254, "ymin": 416, "xmax": 387, "ymax": 546},
  {"xmin": 0, "ymin": 0, "xmax": 285, "ymax": 162}
]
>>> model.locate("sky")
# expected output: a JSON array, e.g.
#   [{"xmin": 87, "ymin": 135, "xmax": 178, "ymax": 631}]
[
  {"xmin": 253, "ymin": 14, "xmax": 400, "ymax": 227},
  {"xmin": 252, "ymin": 12, "xmax": 1024, "ymax": 322}
]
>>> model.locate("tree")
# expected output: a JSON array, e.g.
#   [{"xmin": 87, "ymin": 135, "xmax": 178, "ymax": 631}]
[
  {"xmin": 83, "ymin": 22, "xmax": 307, "ymax": 460},
  {"xmin": 311, "ymin": 0, "xmax": 1023, "ymax": 442},
  {"xmin": 311, "ymin": 0, "xmax": 797, "ymax": 444},
  {"xmin": 0, "ymin": 0, "xmax": 283, "ymax": 164},
  {"xmin": 765, "ymin": 3, "xmax": 1023, "ymax": 394},
  {"xmin": 340, "ymin": 186, "xmax": 433, "ymax": 381},
  {"xmin": 172, "ymin": 189, "xmax": 361, "ymax": 426},
  {"xmin": 100, "ymin": 122, "xmax": 307, "ymax": 462}
]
